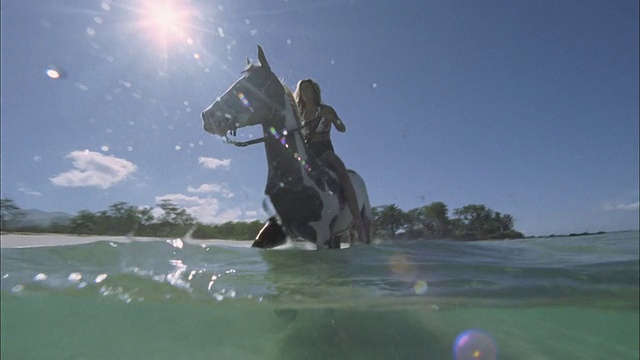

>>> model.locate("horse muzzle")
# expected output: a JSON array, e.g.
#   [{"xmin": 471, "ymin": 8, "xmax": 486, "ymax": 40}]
[{"xmin": 201, "ymin": 105, "xmax": 230, "ymax": 137}]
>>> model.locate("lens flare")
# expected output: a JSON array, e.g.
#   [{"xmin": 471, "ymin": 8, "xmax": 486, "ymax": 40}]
[
  {"xmin": 267, "ymin": 127, "xmax": 311, "ymax": 172},
  {"xmin": 389, "ymin": 253, "xmax": 418, "ymax": 282},
  {"xmin": 453, "ymin": 329, "xmax": 497, "ymax": 360},
  {"xmin": 237, "ymin": 92, "xmax": 251, "ymax": 108},
  {"xmin": 414, "ymin": 279, "xmax": 428, "ymax": 294},
  {"xmin": 137, "ymin": 0, "xmax": 196, "ymax": 45}
]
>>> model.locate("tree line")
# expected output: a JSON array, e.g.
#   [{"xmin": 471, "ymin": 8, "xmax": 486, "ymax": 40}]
[
  {"xmin": 371, "ymin": 202, "xmax": 523, "ymax": 240},
  {"xmin": 1, "ymin": 198, "xmax": 523, "ymax": 240},
  {"xmin": 0, "ymin": 198, "xmax": 263, "ymax": 240}
]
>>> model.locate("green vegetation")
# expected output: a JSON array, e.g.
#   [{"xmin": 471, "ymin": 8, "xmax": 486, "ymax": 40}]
[
  {"xmin": 371, "ymin": 202, "xmax": 524, "ymax": 240},
  {"xmin": 0, "ymin": 198, "xmax": 263, "ymax": 240},
  {"xmin": 1, "ymin": 198, "xmax": 26, "ymax": 229},
  {"xmin": 527, "ymin": 231, "xmax": 607, "ymax": 238},
  {"xmin": 0, "ymin": 197, "xmax": 524, "ymax": 241}
]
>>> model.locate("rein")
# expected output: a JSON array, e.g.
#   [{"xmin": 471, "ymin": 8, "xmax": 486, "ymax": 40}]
[
  {"xmin": 225, "ymin": 116, "xmax": 311, "ymax": 147},
  {"xmin": 224, "ymin": 137, "xmax": 265, "ymax": 147}
]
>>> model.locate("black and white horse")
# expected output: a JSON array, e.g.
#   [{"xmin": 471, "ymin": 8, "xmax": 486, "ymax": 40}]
[{"xmin": 201, "ymin": 46, "xmax": 371, "ymax": 249}]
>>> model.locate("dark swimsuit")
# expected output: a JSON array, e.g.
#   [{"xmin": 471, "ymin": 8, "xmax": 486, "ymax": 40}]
[{"xmin": 304, "ymin": 106, "xmax": 335, "ymax": 157}]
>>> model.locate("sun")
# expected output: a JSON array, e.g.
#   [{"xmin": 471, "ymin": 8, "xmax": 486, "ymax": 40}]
[{"xmin": 138, "ymin": 0, "xmax": 194, "ymax": 45}]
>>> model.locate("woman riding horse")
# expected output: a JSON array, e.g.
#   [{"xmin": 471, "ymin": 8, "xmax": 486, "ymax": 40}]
[{"xmin": 294, "ymin": 79, "xmax": 367, "ymax": 244}]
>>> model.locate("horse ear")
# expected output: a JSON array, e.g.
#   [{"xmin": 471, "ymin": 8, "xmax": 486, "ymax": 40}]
[{"xmin": 257, "ymin": 45, "xmax": 271, "ymax": 71}]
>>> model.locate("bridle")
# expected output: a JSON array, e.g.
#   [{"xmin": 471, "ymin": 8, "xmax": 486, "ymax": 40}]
[{"xmin": 218, "ymin": 71, "xmax": 312, "ymax": 148}]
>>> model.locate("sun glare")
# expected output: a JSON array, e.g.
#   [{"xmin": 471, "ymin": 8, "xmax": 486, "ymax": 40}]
[{"xmin": 138, "ymin": 0, "xmax": 194, "ymax": 45}]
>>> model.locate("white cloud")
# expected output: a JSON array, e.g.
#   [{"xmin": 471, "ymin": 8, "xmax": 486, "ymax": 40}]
[
  {"xmin": 50, "ymin": 150, "xmax": 137, "ymax": 189},
  {"xmin": 604, "ymin": 201, "xmax": 639, "ymax": 212},
  {"xmin": 18, "ymin": 187, "xmax": 42, "ymax": 196},
  {"xmin": 187, "ymin": 183, "xmax": 234, "ymax": 198},
  {"xmin": 198, "ymin": 156, "xmax": 230, "ymax": 170},
  {"xmin": 154, "ymin": 193, "xmax": 243, "ymax": 224}
]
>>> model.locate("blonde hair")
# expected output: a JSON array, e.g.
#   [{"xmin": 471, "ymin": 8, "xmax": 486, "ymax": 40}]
[{"xmin": 294, "ymin": 79, "xmax": 322, "ymax": 112}]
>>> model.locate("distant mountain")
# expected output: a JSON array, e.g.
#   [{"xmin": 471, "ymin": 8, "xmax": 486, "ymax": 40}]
[{"xmin": 16, "ymin": 209, "xmax": 74, "ymax": 227}]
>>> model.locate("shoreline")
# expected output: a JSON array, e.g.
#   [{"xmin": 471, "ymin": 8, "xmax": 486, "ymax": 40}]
[{"xmin": 0, "ymin": 233, "xmax": 251, "ymax": 249}]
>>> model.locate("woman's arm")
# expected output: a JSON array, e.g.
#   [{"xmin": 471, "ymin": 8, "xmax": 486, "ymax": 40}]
[{"xmin": 321, "ymin": 105, "xmax": 346, "ymax": 132}]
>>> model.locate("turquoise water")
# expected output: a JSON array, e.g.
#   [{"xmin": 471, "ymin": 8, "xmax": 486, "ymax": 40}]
[{"xmin": 1, "ymin": 232, "xmax": 638, "ymax": 359}]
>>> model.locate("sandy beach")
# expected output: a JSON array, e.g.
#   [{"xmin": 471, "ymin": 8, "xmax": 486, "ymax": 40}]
[{"xmin": 0, "ymin": 233, "xmax": 252, "ymax": 249}]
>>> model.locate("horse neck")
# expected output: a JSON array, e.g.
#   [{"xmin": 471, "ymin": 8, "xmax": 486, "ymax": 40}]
[{"xmin": 262, "ymin": 94, "xmax": 312, "ymax": 188}]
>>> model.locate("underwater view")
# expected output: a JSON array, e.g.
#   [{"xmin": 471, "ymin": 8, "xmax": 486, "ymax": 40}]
[{"xmin": 2, "ymin": 231, "xmax": 639, "ymax": 359}]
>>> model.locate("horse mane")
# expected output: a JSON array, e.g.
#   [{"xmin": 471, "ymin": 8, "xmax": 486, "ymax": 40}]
[{"xmin": 282, "ymin": 82, "xmax": 303, "ymax": 126}]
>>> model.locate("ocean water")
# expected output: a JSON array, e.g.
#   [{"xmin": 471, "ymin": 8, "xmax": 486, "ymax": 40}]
[{"xmin": 1, "ymin": 231, "xmax": 638, "ymax": 360}]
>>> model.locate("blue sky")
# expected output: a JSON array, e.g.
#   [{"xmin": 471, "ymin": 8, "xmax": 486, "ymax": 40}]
[{"xmin": 1, "ymin": 0, "xmax": 638, "ymax": 236}]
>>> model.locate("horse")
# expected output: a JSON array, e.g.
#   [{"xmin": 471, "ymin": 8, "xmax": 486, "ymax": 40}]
[{"xmin": 201, "ymin": 45, "xmax": 372, "ymax": 250}]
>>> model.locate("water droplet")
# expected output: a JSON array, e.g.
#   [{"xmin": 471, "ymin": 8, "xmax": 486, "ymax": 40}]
[
  {"xmin": 167, "ymin": 238, "xmax": 184, "ymax": 249},
  {"xmin": 75, "ymin": 82, "xmax": 89, "ymax": 91},
  {"xmin": 244, "ymin": 19, "xmax": 250, "ymax": 25},
  {"xmin": 286, "ymin": 39, "xmax": 292, "ymax": 45},
  {"xmin": 95, "ymin": 274, "xmax": 108, "ymax": 283},
  {"xmin": 175, "ymin": 145, "xmax": 181, "ymax": 151},
  {"xmin": 372, "ymin": 83, "xmax": 378, "ymax": 88},
  {"xmin": 94, "ymin": 17, "xmax": 103, "ymax": 24},
  {"xmin": 186, "ymin": 37, "xmax": 194, "ymax": 45},
  {"xmin": 46, "ymin": 69, "xmax": 61, "ymax": 79},
  {"xmin": 68, "ymin": 272, "xmax": 82, "ymax": 282},
  {"xmin": 34, "ymin": 273, "xmax": 48, "ymax": 281},
  {"xmin": 101, "ymin": 146, "xmax": 109, "ymax": 152},
  {"xmin": 127, "ymin": 146, "xmax": 133, "ymax": 151},
  {"xmin": 101, "ymin": 2, "xmax": 111, "ymax": 11},
  {"xmin": 330, "ymin": 59, "xmax": 335, "ymax": 65},
  {"xmin": 250, "ymin": 29, "xmax": 258, "ymax": 37},
  {"xmin": 217, "ymin": 27, "xmax": 225, "ymax": 37},
  {"xmin": 12, "ymin": 285, "xmax": 24, "ymax": 293},
  {"xmin": 194, "ymin": 53, "xmax": 200, "ymax": 59},
  {"xmin": 86, "ymin": 27, "xmax": 96, "ymax": 37}
]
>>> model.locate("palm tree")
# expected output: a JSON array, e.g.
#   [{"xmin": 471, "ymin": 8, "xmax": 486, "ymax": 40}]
[{"xmin": 376, "ymin": 204, "xmax": 406, "ymax": 238}]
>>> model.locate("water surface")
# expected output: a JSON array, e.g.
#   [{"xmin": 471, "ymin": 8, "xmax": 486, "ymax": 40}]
[{"xmin": 2, "ymin": 232, "xmax": 638, "ymax": 359}]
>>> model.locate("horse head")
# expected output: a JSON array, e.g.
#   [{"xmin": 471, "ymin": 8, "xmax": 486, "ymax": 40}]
[{"xmin": 201, "ymin": 46, "xmax": 286, "ymax": 138}]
